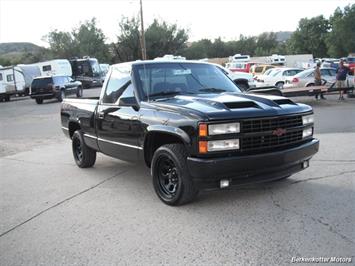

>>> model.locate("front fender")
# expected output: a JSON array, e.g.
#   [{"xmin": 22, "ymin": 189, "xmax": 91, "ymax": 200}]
[{"xmin": 145, "ymin": 125, "xmax": 191, "ymax": 145}]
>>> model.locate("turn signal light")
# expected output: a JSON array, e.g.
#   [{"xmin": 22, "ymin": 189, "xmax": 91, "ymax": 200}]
[
  {"xmin": 199, "ymin": 141, "xmax": 208, "ymax": 153},
  {"xmin": 199, "ymin": 124, "xmax": 208, "ymax": 137}
]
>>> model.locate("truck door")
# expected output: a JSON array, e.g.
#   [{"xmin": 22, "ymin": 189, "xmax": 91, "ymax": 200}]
[{"xmin": 96, "ymin": 70, "xmax": 141, "ymax": 161}]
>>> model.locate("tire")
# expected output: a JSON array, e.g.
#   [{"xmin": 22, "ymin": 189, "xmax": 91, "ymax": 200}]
[
  {"xmin": 276, "ymin": 82, "xmax": 284, "ymax": 89},
  {"xmin": 235, "ymin": 82, "xmax": 249, "ymax": 91},
  {"xmin": 151, "ymin": 144, "xmax": 198, "ymax": 206},
  {"xmin": 35, "ymin": 98, "xmax": 43, "ymax": 104},
  {"xmin": 57, "ymin": 89, "xmax": 65, "ymax": 102},
  {"xmin": 76, "ymin": 86, "xmax": 83, "ymax": 98},
  {"xmin": 4, "ymin": 95, "xmax": 10, "ymax": 102},
  {"xmin": 72, "ymin": 130, "xmax": 96, "ymax": 168}
]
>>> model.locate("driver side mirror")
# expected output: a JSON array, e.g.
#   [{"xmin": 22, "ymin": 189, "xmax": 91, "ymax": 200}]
[{"xmin": 118, "ymin": 96, "xmax": 139, "ymax": 111}]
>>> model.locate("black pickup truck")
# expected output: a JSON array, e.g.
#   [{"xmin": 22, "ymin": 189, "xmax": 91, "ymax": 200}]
[{"xmin": 61, "ymin": 61, "xmax": 319, "ymax": 205}]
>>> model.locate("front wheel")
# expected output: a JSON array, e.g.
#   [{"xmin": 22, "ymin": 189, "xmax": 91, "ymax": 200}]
[
  {"xmin": 72, "ymin": 130, "xmax": 96, "ymax": 168},
  {"xmin": 151, "ymin": 144, "xmax": 198, "ymax": 206}
]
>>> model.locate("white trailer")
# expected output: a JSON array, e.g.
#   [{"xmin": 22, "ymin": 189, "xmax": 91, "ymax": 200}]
[
  {"xmin": 35, "ymin": 59, "xmax": 72, "ymax": 77},
  {"xmin": 17, "ymin": 64, "xmax": 41, "ymax": 95},
  {"xmin": 0, "ymin": 66, "xmax": 26, "ymax": 101}
]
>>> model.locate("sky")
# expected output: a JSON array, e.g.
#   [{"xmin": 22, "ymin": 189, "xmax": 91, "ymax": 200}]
[{"xmin": 0, "ymin": 0, "xmax": 353, "ymax": 47}]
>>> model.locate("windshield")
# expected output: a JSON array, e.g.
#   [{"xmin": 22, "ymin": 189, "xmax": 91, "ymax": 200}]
[
  {"xmin": 135, "ymin": 62, "xmax": 241, "ymax": 101},
  {"xmin": 90, "ymin": 59, "xmax": 101, "ymax": 77}
]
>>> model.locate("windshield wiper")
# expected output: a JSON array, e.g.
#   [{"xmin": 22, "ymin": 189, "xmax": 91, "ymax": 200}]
[
  {"xmin": 198, "ymin": 88, "xmax": 227, "ymax": 93},
  {"xmin": 148, "ymin": 91, "xmax": 182, "ymax": 98}
]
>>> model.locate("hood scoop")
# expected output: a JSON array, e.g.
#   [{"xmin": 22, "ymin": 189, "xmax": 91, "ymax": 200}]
[
  {"xmin": 273, "ymin": 99, "xmax": 295, "ymax": 105},
  {"xmin": 223, "ymin": 101, "xmax": 259, "ymax": 109}
]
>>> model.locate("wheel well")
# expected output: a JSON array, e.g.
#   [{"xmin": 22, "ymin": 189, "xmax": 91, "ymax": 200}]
[
  {"xmin": 68, "ymin": 122, "xmax": 81, "ymax": 138},
  {"xmin": 144, "ymin": 132, "xmax": 184, "ymax": 167},
  {"xmin": 234, "ymin": 79, "xmax": 248, "ymax": 85}
]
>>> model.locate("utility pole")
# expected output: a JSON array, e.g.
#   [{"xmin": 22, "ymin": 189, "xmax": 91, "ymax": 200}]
[{"xmin": 140, "ymin": 0, "xmax": 147, "ymax": 60}]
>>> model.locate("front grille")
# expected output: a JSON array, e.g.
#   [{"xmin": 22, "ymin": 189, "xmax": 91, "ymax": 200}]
[
  {"xmin": 242, "ymin": 115, "xmax": 302, "ymax": 133},
  {"xmin": 241, "ymin": 115, "xmax": 305, "ymax": 152}
]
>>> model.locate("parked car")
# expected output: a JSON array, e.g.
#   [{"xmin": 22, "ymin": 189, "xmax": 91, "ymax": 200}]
[
  {"xmin": 215, "ymin": 64, "xmax": 256, "ymax": 90},
  {"xmin": 60, "ymin": 60, "xmax": 319, "ymax": 205},
  {"xmin": 250, "ymin": 64, "xmax": 276, "ymax": 79},
  {"xmin": 346, "ymin": 56, "xmax": 355, "ymax": 75},
  {"xmin": 225, "ymin": 62, "xmax": 256, "ymax": 73},
  {"xmin": 30, "ymin": 76, "xmax": 83, "ymax": 104},
  {"xmin": 284, "ymin": 67, "xmax": 354, "ymax": 89},
  {"xmin": 256, "ymin": 68, "xmax": 303, "ymax": 89}
]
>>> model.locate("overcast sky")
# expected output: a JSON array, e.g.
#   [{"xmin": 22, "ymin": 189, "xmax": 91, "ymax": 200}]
[{"xmin": 0, "ymin": 0, "xmax": 352, "ymax": 47}]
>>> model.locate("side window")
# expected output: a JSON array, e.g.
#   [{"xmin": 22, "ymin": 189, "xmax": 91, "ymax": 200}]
[
  {"xmin": 7, "ymin": 74, "xmax": 14, "ymax": 82},
  {"xmin": 320, "ymin": 69, "xmax": 330, "ymax": 76},
  {"xmin": 119, "ymin": 83, "xmax": 134, "ymax": 99},
  {"xmin": 43, "ymin": 65, "xmax": 51, "ymax": 72},
  {"xmin": 102, "ymin": 70, "xmax": 131, "ymax": 104},
  {"xmin": 0, "ymin": 73, "xmax": 2, "ymax": 81}
]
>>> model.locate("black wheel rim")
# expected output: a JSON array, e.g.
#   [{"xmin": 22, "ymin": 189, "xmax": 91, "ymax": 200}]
[
  {"xmin": 73, "ymin": 137, "xmax": 83, "ymax": 162},
  {"xmin": 156, "ymin": 156, "xmax": 179, "ymax": 198}
]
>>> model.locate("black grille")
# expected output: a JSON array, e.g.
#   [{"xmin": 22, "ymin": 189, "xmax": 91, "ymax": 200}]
[
  {"xmin": 242, "ymin": 130, "xmax": 303, "ymax": 151},
  {"xmin": 241, "ymin": 115, "xmax": 305, "ymax": 152},
  {"xmin": 242, "ymin": 115, "xmax": 302, "ymax": 133}
]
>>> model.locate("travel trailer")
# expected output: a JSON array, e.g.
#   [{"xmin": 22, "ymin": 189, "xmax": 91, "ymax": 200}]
[
  {"xmin": 0, "ymin": 66, "xmax": 26, "ymax": 101},
  {"xmin": 17, "ymin": 64, "xmax": 41, "ymax": 95},
  {"xmin": 35, "ymin": 59, "xmax": 72, "ymax": 77}
]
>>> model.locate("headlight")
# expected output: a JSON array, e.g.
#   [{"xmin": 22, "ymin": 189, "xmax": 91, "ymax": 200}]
[
  {"xmin": 208, "ymin": 122, "xmax": 240, "ymax": 135},
  {"xmin": 302, "ymin": 114, "xmax": 314, "ymax": 125},
  {"xmin": 199, "ymin": 139, "xmax": 240, "ymax": 153},
  {"xmin": 303, "ymin": 128, "xmax": 313, "ymax": 138}
]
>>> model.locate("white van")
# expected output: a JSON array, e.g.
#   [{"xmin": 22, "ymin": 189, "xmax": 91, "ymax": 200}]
[
  {"xmin": 35, "ymin": 59, "xmax": 72, "ymax": 77},
  {"xmin": 0, "ymin": 66, "xmax": 26, "ymax": 101}
]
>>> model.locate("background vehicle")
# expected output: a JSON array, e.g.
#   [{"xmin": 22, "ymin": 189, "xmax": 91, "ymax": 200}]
[
  {"xmin": 215, "ymin": 64, "xmax": 256, "ymax": 90},
  {"xmin": 228, "ymin": 54, "xmax": 250, "ymax": 62},
  {"xmin": 70, "ymin": 57, "xmax": 102, "ymax": 88},
  {"xmin": 256, "ymin": 67, "xmax": 303, "ymax": 89},
  {"xmin": 347, "ymin": 56, "xmax": 355, "ymax": 74},
  {"xmin": 30, "ymin": 75, "xmax": 82, "ymax": 104},
  {"xmin": 225, "ymin": 61, "xmax": 256, "ymax": 73},
  {"xmin": 35, "ymin": 59, "xmax": 72, "ymax": 77},
  {"xmin": 61, "ymin": 60, "xmax": 319, "ymax": 206},
  {"xmin": 17, "ymin": 64, "xmax": 41, "ymax": 95},
  {"xmin": 0, "ymin": 66, "xmax": 26, "ymax": 101},
  {"xmin": 267, "ymin": 54, "xmax": 286, "ymax": 65},
  {"xmin": 250, "ymin": 64, "xmax": 276, "ymax": 78},
  {"xmin": 284, "ymin": 67, "xmax": 355, "ymax": 88}
]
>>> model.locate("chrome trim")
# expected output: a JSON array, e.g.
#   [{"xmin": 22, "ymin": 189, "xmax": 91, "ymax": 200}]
[
  {"xmin": 83, "ymin": 133, "xmax": 143, "ymax": 150},
  {"xmin": 61, "ymin": 126, "xmax": 69, "ymax": 131},
  {"xmin": 98, "ymin": 137, "xmax": 143, "ymax": 150},
  {"xmin": 83, "ymin": 134, "xmax": 97, "ymax": 140}
]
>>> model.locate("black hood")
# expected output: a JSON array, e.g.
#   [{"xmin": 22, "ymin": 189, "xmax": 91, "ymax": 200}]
[{"xmin": 148, "ymin": 93, "xmax": 312, "ymax": 120}]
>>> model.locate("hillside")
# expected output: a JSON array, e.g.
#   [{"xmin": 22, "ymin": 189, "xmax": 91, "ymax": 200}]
[{"xmin": 0, "ymin": 42, "xmax": 43, "ymax": 55}]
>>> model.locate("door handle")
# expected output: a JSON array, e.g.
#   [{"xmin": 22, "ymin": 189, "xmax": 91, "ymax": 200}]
[{"xmin": 98, "ymin": 111, "xmax": 105, "ymax": 119}]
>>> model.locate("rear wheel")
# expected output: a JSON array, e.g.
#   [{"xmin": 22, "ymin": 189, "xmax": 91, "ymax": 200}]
[
  {"xmin": 58, "ymin": 89, "xmax": 65, "ymax": 102},
  {"xmin": 4, "ymin": 95, "xmax": 10, "ymax": 102},
  {"xmin": 35, "ymin": 98, "xmax": 43, "ymax": 104},
  {"xmin": 72, "ymin": 130, "xmax": 96, "ymax": 168},
  {"xmin": 276, "ymin": 82, "xmax": 284, "ymax": 89},
  {"xmin": 76, "ymin": 86, "xmax": 83, "ymax": 98},
  {"xmin": 152, "ymin": 144, "xmax": 198, "ymax": 206}
]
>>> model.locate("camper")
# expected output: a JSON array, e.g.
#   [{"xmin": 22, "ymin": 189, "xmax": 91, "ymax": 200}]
[
  {"xmin": 17, "ymin": 64, "xmax": 41, "ymax": 95},
  {"xmin": 228, "ymin": 54, "xmax": 251, "ymax": 62},
  {"xmin": 70, "ymin": 57, "xmax": 102, "ymax": 88},
  {"xmin": 267, "ymin": 54, "xmax": 286, "ymax": 65},
  {"xmin": 0, "ymin": 66, "xmax": 26, "ymax": 101},
  {"xmin": 35, "ymin": 59, "xmax": 72, "ymax": 77}
]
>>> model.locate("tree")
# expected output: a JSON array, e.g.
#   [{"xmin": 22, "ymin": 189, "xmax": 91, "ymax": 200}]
[
  {"xmin": 287, "ymin": 16, "xmax": 329, "ymax": 57},
  {"xmin": 114, "ymin": 16, "xmax": 142, "ymax": 62},
  {"xmin": 326, "ymin": 4, "xmax": 355, "ymax": 57},
  {"xmin": 45, "ymin": 30, "xmax": 76, "ymax": 59},
  {"xmin": 145, "ymin": 19, "xmax": 189, "ymax": 59},
  {"xmin": 72, "ymin": 18, "xmax": 110, "ymax": 62}
]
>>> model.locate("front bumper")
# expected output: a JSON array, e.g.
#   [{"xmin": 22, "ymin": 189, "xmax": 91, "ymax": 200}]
[{"xmin": 187, "ymin": 139, "xmax": 319, "ymax": 189}]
